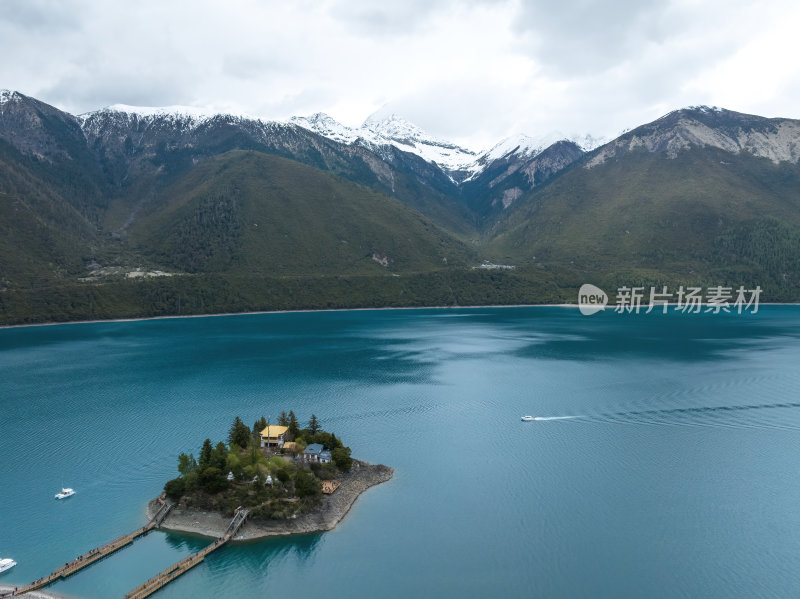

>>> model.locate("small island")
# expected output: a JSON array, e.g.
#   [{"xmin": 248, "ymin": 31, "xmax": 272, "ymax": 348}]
[{"xmin": 149, "ymin": 412, "xmax": 393, "ymax": 540}]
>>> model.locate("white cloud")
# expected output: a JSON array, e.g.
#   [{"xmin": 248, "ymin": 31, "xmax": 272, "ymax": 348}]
[{"xmin": 1, "ymin": 0, "xmax": 798, "ymax": 151}]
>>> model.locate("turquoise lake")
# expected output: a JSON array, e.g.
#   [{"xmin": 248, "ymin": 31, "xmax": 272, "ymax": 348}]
[{"xmin": 2, "ymin": 306, "xmax": 800, "ymax": 598}]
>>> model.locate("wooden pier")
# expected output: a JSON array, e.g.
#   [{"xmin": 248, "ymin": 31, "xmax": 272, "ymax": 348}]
[
  {"xmin": 124, "ymin": 507, "xmax": 249, "ymax": 599},
  {"xmin": 2, "ymin": 498, "xmax": 173, "ymax": 597}
]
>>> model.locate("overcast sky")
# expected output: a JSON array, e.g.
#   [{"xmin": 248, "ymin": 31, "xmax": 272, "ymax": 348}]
[{"xmin": 2, "ymin": 0, "xmax": 799, "ymax": 150}]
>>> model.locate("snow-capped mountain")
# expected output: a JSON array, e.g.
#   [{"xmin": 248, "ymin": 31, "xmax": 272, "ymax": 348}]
[
  {"xmin": 461, "ymin": 133, "xmax": 575, "ymax": 181},
  {"xmin": 70, "ymin": 98, "xmax": 592, "ymax": 218},
  {"xmin": 291, "ymin": 109, "xmax": 478, "ymax": 174},
  {"xmin": 483, "ymin": 133, "xmax": 562, "ymax": 163},
  {"xmin": 459, "ymin": 137, "xmax": 586, "ymax": 216},
  {"xmin": 91, "ymin": 103, "xmax": 220, "ymax": 121},
  {"xmin": 68, "ymin": 96, "xmax": 597, "ymax": 184},
  {"xmin": 0, "ymin": 89, "xmax": 22, "ymax": 105},
  {"xmin": 478, "ymin": 131, "xmax": 606, "ymax": 161},
  {"xmin": 62, "ymin": 97, "xmax": 474, "ymax": 231},
  {"xmin": 289, "ymin": 112, "xmax": 362, "ymax": 145},
  {"xmin": 78, "ymin": 103, "xmax": 281, "ymax": 138},
  {"xmin": 289, "ymin": 108, "xmax": 607, "ymax": 183}
]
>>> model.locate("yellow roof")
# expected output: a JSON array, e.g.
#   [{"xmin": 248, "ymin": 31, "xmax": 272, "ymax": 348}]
[
  {"xmin": 283, "ymin": 442, "xmax": 299, "ymax": 451},
  {"xmin": 260, "ymin": 424, "xmax": 288, "ymax": 438}
]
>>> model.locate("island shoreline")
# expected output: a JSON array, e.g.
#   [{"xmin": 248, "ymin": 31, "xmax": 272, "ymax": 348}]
[
  {"xmin": 0, "ymin": 585, "xmax": 77, "ymax": 599},
  {"xmin": 147, "ymin": 460, "xmax": 393, "ymax": 541}
]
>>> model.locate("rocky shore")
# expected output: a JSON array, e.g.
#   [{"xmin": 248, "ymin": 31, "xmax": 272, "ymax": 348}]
[{"xmin": 147, "ymin": 460, "xmax": 393, "ymax": 540}]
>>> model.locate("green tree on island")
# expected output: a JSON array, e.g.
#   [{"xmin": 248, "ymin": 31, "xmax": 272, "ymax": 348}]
[
  {"xmin": 308, "ymin": 414, "xmax": 320, "ymax": 435},
  {"xmin": 178, "ymin": 452, "xmax": 197, "ymax": 475},
  {"xmin": 288, "ymin": 411, "xmax": 300, "ymax": 438},
  {"xmin": 228, "ymin": 416, "xmax": 251, "ymax": 448},
  {"xmin": 199, "ymin": 438, "xmax": 213, "ymax": 468},
  {"xmin": 252, "ymin": 416, "xmax": 267, "ymax": 443},
  {"xmin": 212, "ymin": 442, "xmax": 228, "ymax": 470},
  {"xmin": 332, "ymin": 447, "xmax": 352, "ymax": 471},
  {"xmin": 164, "ymin": 410, "xmax": 360, "ymax": 514}
]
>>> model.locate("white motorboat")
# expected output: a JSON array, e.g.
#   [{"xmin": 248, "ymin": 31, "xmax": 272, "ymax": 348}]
[
  {"xmin": 521, "ymin": 415, "xmax": 535, "ymax": 421},
  {"xmin": 55, "ymin": 487, "xmax": 76, "ymax": 499},
  {"xmin": 0, "ymin": 558, "xmax": 16, "ymax": 573}
]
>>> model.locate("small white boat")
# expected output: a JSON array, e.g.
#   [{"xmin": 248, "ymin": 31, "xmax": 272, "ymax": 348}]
[
  {"xmin": 521, "ymin": 415, "xmax": 535, "ymax": 421},
  {"xmin": 0, "ymin": 558, "xmax": 17, "ymax": 573},
  {"xmin": 55, "ymin": 487, "xmax": 76, "ymax": 499}
]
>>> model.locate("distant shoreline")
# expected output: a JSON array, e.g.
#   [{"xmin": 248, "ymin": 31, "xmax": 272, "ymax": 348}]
[
  {"xmin": 3, "ymin": 301, "xmax": 796, "ymax": 330},
  {"xmin": 148, "ymin": 460, "xmax": 393, "ymax": 541},
  {"xmin": 0, "ymin": 303, "xmax": 574, "ymax": 330}
]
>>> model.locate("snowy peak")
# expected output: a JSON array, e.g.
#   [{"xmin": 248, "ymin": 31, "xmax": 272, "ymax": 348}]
[
  {"xmin": 290, "ymin": 109, "xmax": 478, "ymax": 173},
  {"xmin": 482, "ymin": 131, "xmax": 605, "ymax": 160},
  {"xmin": 79, "ymin": 103, "xmax": 269, "ymax": 131},
  {"xmin": 103, "ymin": 103, "xmax": 217, "ymax": 119},
  {"xmin": 685, "ymin": 104, "xmax": 724, "ymax": 114},
  {"xmin": 572, "ymin": 133, "xmax": 607, "ymax": 151},
  {"xmin": 363, "ymin": 111, "xmax": 431, "ymax": 144},
  {"xmin": 80, "ymin": 104, "xmax": 216, "ymax": 129},
  {"xmin": 0, "ymin": 89, "xmax": 24, "ymax": 105},
  {"xmin": 76, "ymin": 99, "xmax": 594, "ymax": 181},
  {"xmin": 483, "ymin": 133, "xmax": 563, "ymax": 163},
  {"xmin": 289, "ymin": 112, "xmax": 360, "ymax": 144},
  {"xmin": 288, "ymin": 107, "xmax": 599, "ymax": 182},
  {"xmin": 361, "ymin": 111, "xmax": 477, "ymax": 171},
  {"xmin": 456, "ymin": 131, "xmax": 594, "ymax": 183}
]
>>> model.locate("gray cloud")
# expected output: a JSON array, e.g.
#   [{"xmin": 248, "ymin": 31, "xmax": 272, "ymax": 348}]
[
  {"xmin": 0, "ymin": 0, "xmax": 797, "ymax": 151},
  {"xmin": 512, "ymin": 0, "xmax": 682, "ymax": 76},
  {"xmin": 3, "ymin": 0, "xmax": 85, "ymax": 33},
  {"xmin": 326, "ymin": 0, "xmax": 502, "ymax": 36}
]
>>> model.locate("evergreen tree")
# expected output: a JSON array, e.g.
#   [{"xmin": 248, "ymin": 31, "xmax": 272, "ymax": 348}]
[
  {"xmin": 252, "ymin": 416, "xmax": 267, "ymax": 441},
  {"xmin": 278, "ymin": 411, "xmax": 289, "ymax": 426},
  {"xmin": 199, "ymin": 438, "xmax": 213, "ymax": 468},
  {"xmin": 252, "ymin": 420, "xmax": 261, "ymax": 442},
  {"xmin": 288, "ymin": 410, "xmax": 300, "ymax": 438},
  {"xmin": 308, "ymin": 414, "xmax": 320, "ymax": 435},
  {"xmin": 228, "ymin": 416, "xmax": 251, "ymax": 449},
  {"xmin": 212, "ymin": 442, "xmax": 228, "ymax": 470}
]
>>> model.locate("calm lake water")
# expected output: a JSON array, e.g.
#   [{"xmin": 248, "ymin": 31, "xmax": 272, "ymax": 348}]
[{"xmin": 2, "ymin": 306, "xmax": 800, "ymax": 598}]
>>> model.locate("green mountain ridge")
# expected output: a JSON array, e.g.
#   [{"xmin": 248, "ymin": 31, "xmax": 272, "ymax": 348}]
[
  {"xmin": 488, "ymin": 146, "xmax": 800, "ymax": 299},
  {"xmin": 129, "ymin": 150, "xmax": 475, "ymax": 276},
  {"xmin": 2, "ymin": 93, "xmax": 800, "ymax": 324}
]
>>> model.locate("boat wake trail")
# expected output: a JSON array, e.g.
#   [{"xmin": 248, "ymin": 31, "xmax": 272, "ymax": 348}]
[{"xmin": 532, "ymin": 401, "xmax": 800, "ymax": 430}]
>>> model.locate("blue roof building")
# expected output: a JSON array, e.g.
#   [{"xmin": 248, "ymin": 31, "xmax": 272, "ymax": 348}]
[{"xmin": 304, "ymin": 443, "xmax": 332, "ymax": 463}]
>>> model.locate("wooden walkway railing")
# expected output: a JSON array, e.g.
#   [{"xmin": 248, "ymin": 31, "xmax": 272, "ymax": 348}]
[
  {"xmin": 2, "ymin": 497, "xmax": 174, "ymax": 597},
  {"xmin": 124, "ymin": 508, "xmax": 249, "ymax": 599}
]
